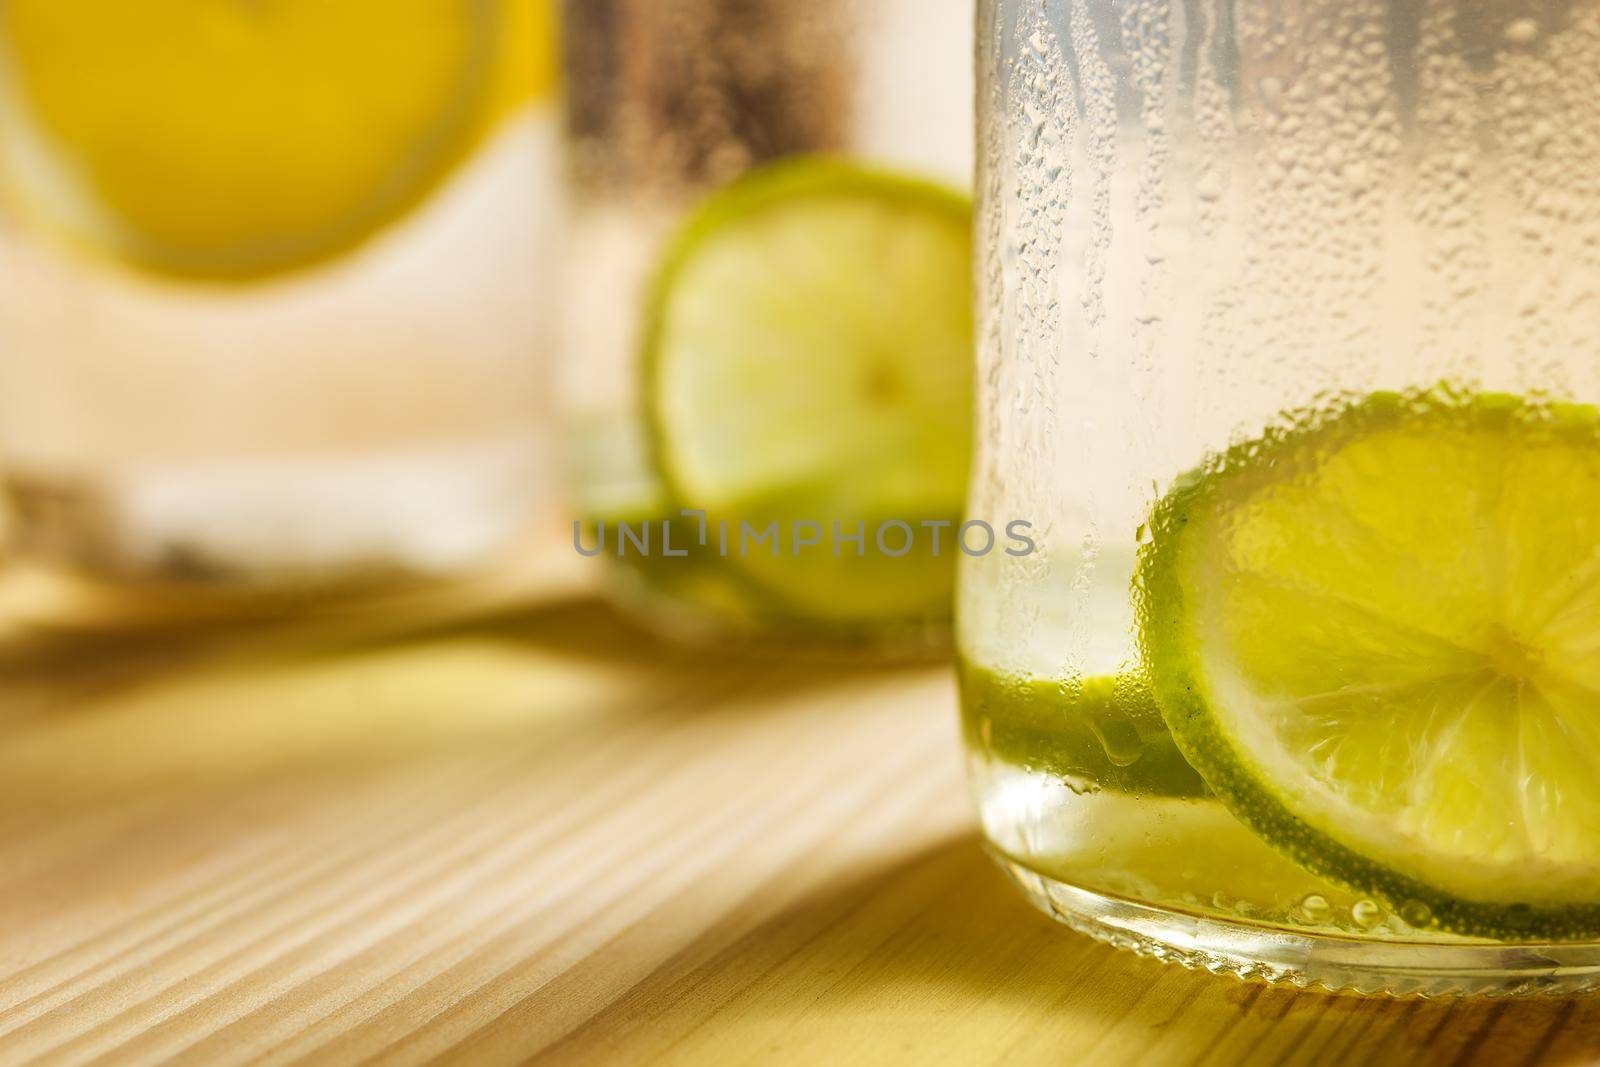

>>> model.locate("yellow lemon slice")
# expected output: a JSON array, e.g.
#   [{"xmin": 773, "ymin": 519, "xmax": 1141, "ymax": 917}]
[{"xmin": 0, "ymin": 0, "xmax": 553, "ymax": 281}]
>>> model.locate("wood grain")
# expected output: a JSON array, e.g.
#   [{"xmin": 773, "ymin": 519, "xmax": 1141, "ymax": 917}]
[{"xmin": 1, "ymin": 590, "xmax": 1599, "ymax": 1066}]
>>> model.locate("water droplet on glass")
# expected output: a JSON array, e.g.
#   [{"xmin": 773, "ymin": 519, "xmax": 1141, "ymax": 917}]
[
  {"xmin": 1504, "ymin": 18, "xmax": 1540, "ymax": 45},
  {"xmin": 1351, "ymin": 899, "xmax": 1383, "ymax": 930},
  {"xmin": 1399, "ymin": 901, "xmax": 1434, "ymax": 928},
  {"xmin": 1298, "ymin": 894, "xmax": 1332, "ymax": 923},
  {"xmin": 1091, "ymin": 717, "xmax": 1144, "ymax": 767}
]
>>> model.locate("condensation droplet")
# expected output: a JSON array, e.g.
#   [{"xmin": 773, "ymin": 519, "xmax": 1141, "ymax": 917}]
[
  {"xmin": 1298, "ymin": 894, "xmax": 1332, "ymax": 923},
  {"xmin": 1400, "ymin": 901, "xmax": 1434, "ymax": 929},
  {"xmin": 1091, "ymin": 717, "xmax": 1144, "ymax": 767},
  {"xmin": 1504, "ymin": 18, "xmax": 1540, "ymax": 45},
  {"xmin": 1351, "ymin": 899, "xmax": 1384, "ymax": 929},
  {"xmin": 1257, "ymin": 75, "xmax": 1285, "ymax": 108}
]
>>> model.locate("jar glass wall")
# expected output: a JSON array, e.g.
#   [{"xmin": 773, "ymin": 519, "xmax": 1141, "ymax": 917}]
[
  {"xmin": 0, "ymin": 1, "xmax": 559, "ymax": 605},
  {"xmin": 560, "ymin": 0, "xmax": 974, "ymax": 642},
  {"xmin": 964, "ymin": 0, "xmax": 1600, "ymax": 994}
]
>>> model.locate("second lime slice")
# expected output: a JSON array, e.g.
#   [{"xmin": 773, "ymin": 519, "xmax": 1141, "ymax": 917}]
[
  {"xmin": 1139, "ymin": 387, "xmax": 1600, "ymax": 939},
  {"xmin": 644, "ymin": 160, "xmax": 974, "ymax": 627}
]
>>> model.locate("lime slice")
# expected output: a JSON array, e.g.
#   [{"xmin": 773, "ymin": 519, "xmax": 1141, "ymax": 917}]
[
  {"xmin": 644, "ymin": 159, "xmax": 973, "ymax": 626},
  {"xmin": 0, "ymin": 0, "xmax": 546, "ymax": 280},
  {"xmin": 960, "ymin": 662, "xmax": 1209, "ymax": 798},
  {"xmin": 1138, "ymin": 386, "xmax": 1600, "ymax": 939}
]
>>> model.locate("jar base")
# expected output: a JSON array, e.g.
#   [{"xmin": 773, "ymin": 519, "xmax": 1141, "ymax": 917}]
[
  {"xmin": 596, "ymin": 556, "xmax": 953, "ymax": 656},
  {"xmin": 995, "ymin": 854, "xmax": 1600, "ymax": 998},
  {"xmin": 2, "ymin": 437, "xmax": 545, "ymax": 587}
]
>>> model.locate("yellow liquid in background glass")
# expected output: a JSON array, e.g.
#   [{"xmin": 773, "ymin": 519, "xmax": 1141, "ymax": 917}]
[{"xmin": 0, "ymin": 0, "xmax": 560, "ymax": 587}]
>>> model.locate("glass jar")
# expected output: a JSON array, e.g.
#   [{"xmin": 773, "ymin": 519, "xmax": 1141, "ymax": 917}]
[
  {"xmin": 965, "ymin": 0, "xmax": 1600, "ymax": 994},
  {"xmin": 0, "ymin": 1, "xmax": 559, "ymax": 606},
  {"xmin": 560, "ymin": 0, "xmax": 974, "ymax": 642}
]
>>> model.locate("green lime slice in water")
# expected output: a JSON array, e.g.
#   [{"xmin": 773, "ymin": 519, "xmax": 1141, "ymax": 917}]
[
  {"xmin": 1138, "ymin": 386, "xmax": 1600, "ymax": 939},
  {"xmin": 960, "ymin": 662, "xmax": 1209, "ymax": 799},
  {"xmin": 643, "ymin": 159, "xmax": 973, "ymax": 626}
]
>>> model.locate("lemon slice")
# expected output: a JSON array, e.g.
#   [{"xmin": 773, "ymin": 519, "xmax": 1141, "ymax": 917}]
[
  {"xmin": 0, "ymin": 0, "xmax": 546, "ymax": 280},
  {"xmin": 644, "ymin": 159, "xmax": 974, "ymax": 628},
  {"xmin": 1138, "ymin": 387, "xmax": 1600, "ymax": 939}
]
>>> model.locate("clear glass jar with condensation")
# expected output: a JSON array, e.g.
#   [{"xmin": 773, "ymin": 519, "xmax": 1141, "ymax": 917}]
[
  {"xmin": 560, "ymin": 0, "xmax": 973, "ymax": 641},
  {"xmin": 965, "ymin": 0, "xmax": 1600, "ymax": 993},
  {"xmin": 0, "ymin": 1, "xmax": 559, "ymax": 615}
]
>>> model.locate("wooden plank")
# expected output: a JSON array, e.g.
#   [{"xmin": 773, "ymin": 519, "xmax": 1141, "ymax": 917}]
[{"xmin": 1, "ymin": 596, "xmax": 1597, "ymax": 1065}]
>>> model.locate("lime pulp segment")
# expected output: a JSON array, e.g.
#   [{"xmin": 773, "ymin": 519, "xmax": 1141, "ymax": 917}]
[{"xmin": 1138, "ymin": 387, "xmax": 1600, "ymax": 939}]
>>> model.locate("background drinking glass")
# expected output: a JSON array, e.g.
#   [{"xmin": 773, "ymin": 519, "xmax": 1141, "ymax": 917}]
[
  {"xmin": 560, "ymin": 0, "xmax": 974, "ymax": 641},
  {"xmin": 965, "ymin": 0, "xmax": 1600, "ymax": 994},
  {"xmin": 0, "ymin": 0, "xmax": 559, "ymax": 600}
]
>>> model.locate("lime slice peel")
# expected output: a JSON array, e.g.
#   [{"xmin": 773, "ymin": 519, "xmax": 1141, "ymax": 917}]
[
  {"xmin": 1138, "ymin": 385, "xmax": 1600, "ymax": 939},
  {"xmin": 641, "ymin": 157, "xmax": 974, "ymax": 627}
]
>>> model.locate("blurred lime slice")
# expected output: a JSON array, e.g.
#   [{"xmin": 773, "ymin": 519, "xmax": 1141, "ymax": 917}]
[
  {"xmin": 1138, "ymin": 387, "xmax": 1600, "ymax": 938},
  {"xmin": 644, "ymin": 159, "xmax": 974, "ymax": 627},
  {"xmin": 0, "ymin": 0, "xmax": 550, "ymax": 280}
]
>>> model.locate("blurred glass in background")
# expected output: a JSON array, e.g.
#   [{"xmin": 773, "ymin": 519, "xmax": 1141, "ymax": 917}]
[
  {"xmin": 561, "ymin": 0, "xmax": 975, "ymax": 643},
  {"xmin": 0, "ymin": 0, "xmax": 560, "ymax": 606}
]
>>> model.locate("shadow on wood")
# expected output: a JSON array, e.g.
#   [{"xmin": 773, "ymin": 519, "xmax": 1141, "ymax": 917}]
[{"xmin": 543, "ymin": 836, "xmax": 1600, "ymax": 1066}]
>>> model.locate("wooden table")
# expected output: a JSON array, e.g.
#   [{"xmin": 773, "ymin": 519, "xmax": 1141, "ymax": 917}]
[{"xmin": 2, "ymin": 580, "xmax": 1598, "ymax": 1066}]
